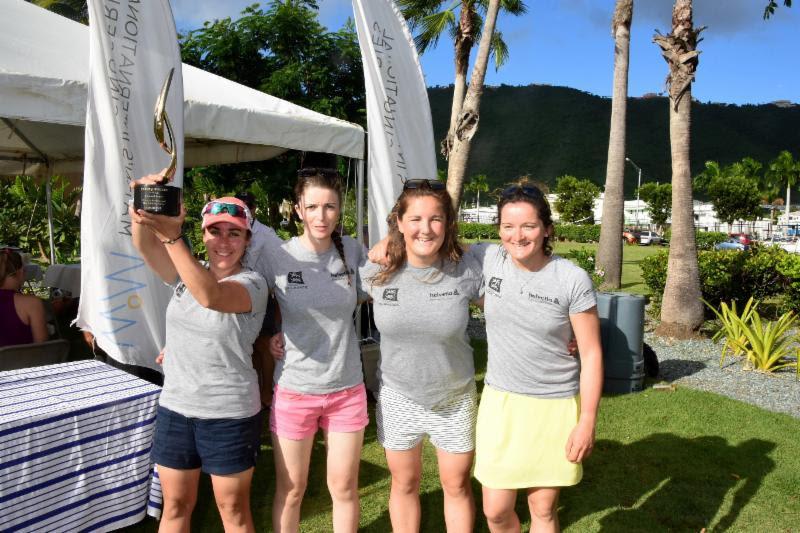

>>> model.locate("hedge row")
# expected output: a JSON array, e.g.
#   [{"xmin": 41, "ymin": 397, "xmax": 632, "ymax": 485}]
[
  {"xmin": 640, "ymin": 244, "xmax": 800, "ymax": 312},
  {"xmin": 663, "ymin": 230, "xmax": 728, "ymax": 250}
]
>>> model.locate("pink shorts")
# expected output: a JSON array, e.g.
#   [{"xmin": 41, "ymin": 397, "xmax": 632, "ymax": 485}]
[{"xmin": 270, "ymin": 383, "xmax": 369, "ymax": 440}]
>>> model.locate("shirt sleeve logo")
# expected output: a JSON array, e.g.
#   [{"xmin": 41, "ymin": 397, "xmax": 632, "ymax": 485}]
[
  {"xmin": 382, "ymin": 288, "xmax": 399, "ymax": 301},
  {"xmin": 488, "ymin": 276, "xmax": 503, "ymax": 293},
  {"xmin": 288, "ymin": 271, "xmax": 305, "ymax": 285}
]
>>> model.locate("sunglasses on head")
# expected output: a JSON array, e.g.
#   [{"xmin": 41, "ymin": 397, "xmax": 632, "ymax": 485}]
[
  {"xmin": 402, "ymin": 178, "xmax": 446, "ymax": 191},
  {"xmin": 501, "ymin": 185, "xmax": 544, "ymax": 199},
  {"xmin": 202, "ymin": 201, "xmax": 249, "ymax": 219},
  {"xmin": 297, "ymin": 167, "xmax": 339, "ymax": 178}
]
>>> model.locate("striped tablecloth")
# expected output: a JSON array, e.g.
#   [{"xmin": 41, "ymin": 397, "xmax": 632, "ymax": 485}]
[{"xmin": 0, "ymin": 360, "xmax": 161, "ymax": 532}]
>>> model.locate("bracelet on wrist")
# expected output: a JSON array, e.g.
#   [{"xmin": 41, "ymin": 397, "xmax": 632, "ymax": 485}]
[{"xmin": 160, "ymin": 234, "xmax": 183, "ymax": 245}]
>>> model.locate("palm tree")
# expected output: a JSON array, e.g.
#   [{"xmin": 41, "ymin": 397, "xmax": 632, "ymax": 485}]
[
  {"xmin": 597, "ymin": 0, "xmax": 633, "ymax": 290},
  {"xmin": 444, "ymin": 0, "xmax": 501, "ymax": 210},
  {"xmin": 399, "ymin": 0, "xmax": 525, "ymax": 209},
  {"xmin": 399, "ymin": 1, "xmax": 525, "ymax": 157},
  {"xmin": 466, "ymin": 174, "xmax": 489, "ymax": 208},
  {"xmin": 653, "ymin": 0, "xmax": 705, "ymax": 338},
  {"xmin": 766, "ymin": 150, "xmax": 800, "ymax": 230}
]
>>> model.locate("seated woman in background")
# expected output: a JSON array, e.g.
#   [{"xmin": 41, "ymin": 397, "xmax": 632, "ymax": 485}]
[{"xmin": 0, "ymin": 248, "xmax": 47, "ymax": 347}]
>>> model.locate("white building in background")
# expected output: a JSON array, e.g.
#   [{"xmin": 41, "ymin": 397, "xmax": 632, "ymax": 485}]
[{"xmin": 464, "ymin": 193, "xmax": 796, "ymax": 238}]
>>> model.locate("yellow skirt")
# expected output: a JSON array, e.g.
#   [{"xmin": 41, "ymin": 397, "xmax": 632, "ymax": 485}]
[{"xmin": 474, "ymin": 385, "xmax": 582, "ymax": 489}]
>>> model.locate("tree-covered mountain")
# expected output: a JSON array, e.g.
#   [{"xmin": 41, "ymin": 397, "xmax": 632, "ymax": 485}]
[{"xmin": 428, "ymin": 84, "xmax": 800, "ymax": 195}]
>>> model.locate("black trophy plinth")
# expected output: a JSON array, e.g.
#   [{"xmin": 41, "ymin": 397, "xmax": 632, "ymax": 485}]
[{"xmin": 133, "ymin": 184, "xmax": 181, "ymax": 216}]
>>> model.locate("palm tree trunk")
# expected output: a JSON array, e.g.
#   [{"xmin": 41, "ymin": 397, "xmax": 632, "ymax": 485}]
[
  {"xmin": 446, "ymin": 0, "xmax": 500, "ymax": 211},
  {"xmin": 654, "ymin": 0, "xmax": 705, "ymax": 338},
  {"xmin": 443, "ymin": 3, "xmax": 475, "ymax": 159},
  {"xmin": 597, "ymin": 0, "xmax": 633, "ymax": 290}
]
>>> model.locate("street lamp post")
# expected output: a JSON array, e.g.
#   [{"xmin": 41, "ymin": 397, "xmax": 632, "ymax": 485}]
[{"xmin": 625, "ymin": 157, "xmax": 642, "ymax": 229}]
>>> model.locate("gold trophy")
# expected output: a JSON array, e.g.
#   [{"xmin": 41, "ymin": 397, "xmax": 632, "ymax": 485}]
[{"xmin": 133, "ymin": 68, "xmax": 181, "ymax": 215}]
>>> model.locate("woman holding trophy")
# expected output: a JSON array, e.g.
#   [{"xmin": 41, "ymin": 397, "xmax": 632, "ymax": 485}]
[{"xmin": 131, "ymin": 181, "xmax": 267, "ymax": 533}]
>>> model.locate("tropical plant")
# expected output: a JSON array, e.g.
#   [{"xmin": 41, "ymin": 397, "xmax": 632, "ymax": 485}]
[
  {"xmin": 765, "ymin": 150, "xmax": 800, "ymax": 231},
  {"xmin": 554, "ymin": 175, "xmax": 600, "ymax": 224},
  {"xmin": 694, "ymin": 159, "xmax": 763, "ymax": 226},
  {"xmin": 764, "ymin": 0, "xmax": 792, "ymax": 18},
  {"xmin": 652, "ymin": 0, "xmax": 705, "ymax": 338},
  {"xmin": 703, "ymin": 297, "xmax": 759, "ymax": 367},
  {"xmin": 465, "ymin": 174, "xmax": 489, "ymax": 208},
  {"xmin": 442, "ymin": 0, "xmax": 503, "ymax": 210},
  {"xmin": 729, "ymin": 309, "xmax": 798, "ymax": 377},
  {"xmin": 398, "ymin": 0, "xmax": 527, "ymax": 161},
  {"xmin": 597, "ymin": 0, "xmax": 634, "ymax": 290},
  {"xmin": 0, "ymin": 175, "xmax": 81, "ymax": 263}
]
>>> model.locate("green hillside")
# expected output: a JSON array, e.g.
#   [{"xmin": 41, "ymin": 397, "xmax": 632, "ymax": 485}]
[{"xmin": 428, "ymin": 84, "xmax": 800, "ymax": 194}]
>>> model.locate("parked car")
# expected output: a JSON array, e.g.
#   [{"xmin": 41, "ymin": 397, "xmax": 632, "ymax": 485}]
[
  {"xmin": 715, "ymin": 239, "xmax": 748, "ymax": 251},
  {"xmin": 638, "ymin": 231, "xmax": 663, "ymax": 245},
  {"xmin": 728, "ymin": 233, "xmax": 753, "ymax": 246}
]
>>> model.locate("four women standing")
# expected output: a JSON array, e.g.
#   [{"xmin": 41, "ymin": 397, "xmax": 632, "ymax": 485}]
[{"xmin": 134, "ymin": 165, "xmax": 602, "ymax": 531}]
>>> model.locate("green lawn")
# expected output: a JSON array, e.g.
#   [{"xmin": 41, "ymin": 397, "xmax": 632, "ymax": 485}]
[
  {"xmin": 552, "ymin": 241, "xmax": 665, "ymax": 295},
  {"xmin": 125, "ymin": 338, "xmax": 800, "ymax": 532}
]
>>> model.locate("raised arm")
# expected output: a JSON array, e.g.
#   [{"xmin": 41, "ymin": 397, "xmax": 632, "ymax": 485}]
[{"xmin": 565, "ymin": 306, "xmax": 603, "ymax": 463}]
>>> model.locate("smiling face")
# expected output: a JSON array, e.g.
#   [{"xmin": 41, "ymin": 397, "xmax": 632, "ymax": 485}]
[
  {"xmin": 295, "ymin": 185, "xmax": 341, "ymax": 248},
  {"xmin": 396, "ymin": 195, "xmax": 447, "ymax": 267},
  {"xmin": 203, "ymin": 222, "xmax": 249, "ymax": 274},
  {"xmin": 499, "ymin": 201, "xmax": 552, "ymax": 271}
]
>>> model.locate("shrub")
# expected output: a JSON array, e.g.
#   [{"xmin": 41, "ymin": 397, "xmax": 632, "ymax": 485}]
[
  {"xmin": 703, "ymin": 297, "xmax": 759, "ymax": 366},
  {"xmin": 776, "ymin": 253, "xmax": 800, "ymax": 313},
  {"xmin": 662, "ymin": 229, "xmax": 728, "ymax": 250},
  {"xmin": 458, "ymin": 222, "xmax": 499, "ymax": 240},
  {"xmin": 554, "ymin": 224, "xmax": 601, "ymax": 243},
  {"xmin": 640, "ymin": 247, "xmax": 795, "ymax": 312},
  {"xmin": 563, "ymin": 248, "xmax": 604, "ymax": 287}
]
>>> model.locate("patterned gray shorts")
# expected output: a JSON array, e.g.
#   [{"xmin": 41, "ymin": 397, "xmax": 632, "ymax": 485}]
[{"xmin": 376, "ymin": 386, "xmax": 477, "ymax": 453}]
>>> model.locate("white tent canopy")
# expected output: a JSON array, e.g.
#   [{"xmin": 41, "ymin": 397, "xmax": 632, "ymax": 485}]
[{"xmin": 0, "ymin": 0, "xmax": 365, "ymax": 178}]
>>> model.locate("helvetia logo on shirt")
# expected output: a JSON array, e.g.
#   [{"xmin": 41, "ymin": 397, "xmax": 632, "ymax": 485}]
[
  {"xmin": 488, "ymin": 277, "xmax": 502, "ymax": 294},
  {"xmin": 429, "ymin": 288, "xmax": 460, "ymax": 300},
  {"xmin": 527, "ymin": 292, "xmax": 560, "ymax": 305},
  {"xmin": 382, "ymin": 288, "xmax": 399, "ymax": 301},
  {"xmin": 288, "ymin": 271, "xmax": 305, "ymax": 285}
]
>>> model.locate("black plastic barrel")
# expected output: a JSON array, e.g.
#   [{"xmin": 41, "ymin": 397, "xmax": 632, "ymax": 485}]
[{"xmin": 596, "ymin": 292, "xmax": 646, "ymax": 393}]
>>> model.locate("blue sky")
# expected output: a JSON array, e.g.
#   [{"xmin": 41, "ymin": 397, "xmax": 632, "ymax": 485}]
[{"xmin": 169, "ymin": 0, "xmax": 799, "ymax": 106}]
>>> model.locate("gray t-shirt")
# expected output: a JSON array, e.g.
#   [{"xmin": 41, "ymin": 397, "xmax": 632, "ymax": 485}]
[
  {"xmin": 470, "ymin": 244, "xmax": 596, "ymax": 398},
  {"xmin": 160, "ymin": 268, "xmax": 268, "ymax": 419},
  {"xmin": 262, "ymin": 236, "xmax": 367, "ymax": 394},
  {"xmin": 360, "ymin": 256, "xmax": 483, "ymax": 408},
  {"xmin": 244, "ymin": 220, "xmax": 282, "ymax": 279}
]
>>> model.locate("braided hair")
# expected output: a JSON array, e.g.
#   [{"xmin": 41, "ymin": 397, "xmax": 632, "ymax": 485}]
[{"xmin": 294, "ymin": 168, "xmax": 351, "ymax": 286}]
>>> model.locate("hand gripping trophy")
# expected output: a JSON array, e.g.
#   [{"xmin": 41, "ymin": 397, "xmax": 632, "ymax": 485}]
[{"xmin": 132, "ymin": 68, "xmax": 181, "ymax": 215}]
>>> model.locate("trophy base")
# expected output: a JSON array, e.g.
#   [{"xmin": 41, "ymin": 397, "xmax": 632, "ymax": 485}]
[{"xmin": 133, "ymin": 184, "xmax": 181, "ymax": 216}]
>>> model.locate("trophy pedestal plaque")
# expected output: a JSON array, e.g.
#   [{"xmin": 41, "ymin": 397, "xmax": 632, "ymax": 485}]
[{"xmin": 133, "ymin": 184, "xmax": 181, "ymax": 216}]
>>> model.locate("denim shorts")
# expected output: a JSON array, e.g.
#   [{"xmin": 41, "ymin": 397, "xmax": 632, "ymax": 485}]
[{"xmin": 151, "ymin": 405, "xmax": 263, "ymax": 475}]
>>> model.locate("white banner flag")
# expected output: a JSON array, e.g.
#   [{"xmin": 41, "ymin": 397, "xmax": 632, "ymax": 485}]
[
  {"xmin": 78, "ymin": 0, "xmax": 184, "ymax": 371},
  {"xmin": 352, "ymin": 0, "xmax": 437, "ymax": 245}
]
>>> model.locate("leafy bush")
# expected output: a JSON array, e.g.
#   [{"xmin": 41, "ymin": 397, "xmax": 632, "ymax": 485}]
[
  {"xmin": 0, "ymin": 175, "xmax": 81, "ymax": 263},
  {"xmin": 554, "ymin": 224, "xmax": 601, "ymax": 243},
  {"xmin": 663, "ymin": 229, "xmax": 728, "ymax": 250},
  {"xmin": 640, "ymin": 246, "xmax": 797, "ymax": 312},
  {"xmin": 563, "ymin": 248, "xmax": 604, "ymax": 287},
  {"xmin": 776, "ymin": 253, "xmax": 800, "ymax": 313},
  {"xmin": 458, "ymin": 222, "xmax": 499, "ymax": 240}
]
